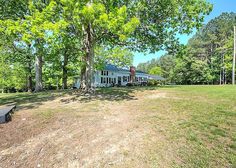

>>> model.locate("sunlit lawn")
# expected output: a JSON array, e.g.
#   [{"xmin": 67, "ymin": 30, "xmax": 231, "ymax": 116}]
[
  {"xmin": 0, "ymin": 85, "xmax": 235, "ymax": 167},
  {"xmin": 141, "ymin": 85, "xmax": 236, "ymax": 167}
]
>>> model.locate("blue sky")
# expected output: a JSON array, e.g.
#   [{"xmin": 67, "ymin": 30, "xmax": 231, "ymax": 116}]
[{"xmin": 133, "ymin": 0, "xmax": 236, "ymax": 66}]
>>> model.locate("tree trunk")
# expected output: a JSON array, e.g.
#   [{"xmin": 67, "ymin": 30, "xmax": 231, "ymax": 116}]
[
  {"xmin": 56, "ymin": 76, "xmax": 59, "ymax": 90},
  {"xmin": 35, "ymin": 54, "xmax": 43, "ymax": 92},
  {"xmin": 27, "ymin": 75, "xmax": 33, "ymax": 92},
  {"xmin": 35, "ymin": 39, "xmax": 43, "ymax": 92},
  {"xmin": 27, "ymin": 61, "xmax": 33, "ymax": 92},
  {"xmin": 210, "ymin": 44, "xmax": 214, "ymax": 84},
  {"xmin": 62, "ymin": 51, "xmax": 68, "ymax": 90},
  {"xmin": 80, "ymin": 62, "xmax": 86, "ymax": 89},
  {"xmin": 80, "ymin": 23, "xmax": 94, "ymax": 93},
  {"xmin": 219, "ymin": 70, "xmax": 222, "ymax": 85}
]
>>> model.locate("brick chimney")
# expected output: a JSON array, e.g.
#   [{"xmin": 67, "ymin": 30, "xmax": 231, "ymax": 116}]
[{"xmin": 130, "ymin": 66, "xmax": 136, "ymax": 83}]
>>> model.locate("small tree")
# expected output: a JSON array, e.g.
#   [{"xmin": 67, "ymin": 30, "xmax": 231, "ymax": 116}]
[
  {"xmin": 0, "ymin": 1, "xmax": 67, "ymax": 92},
  {"xmin": 149, "ymin": 66, "xmax": 162, "ymax": 76},
  {"xmin": 59, "ymin": 1, "xmax": 140, "ymax": 92}
]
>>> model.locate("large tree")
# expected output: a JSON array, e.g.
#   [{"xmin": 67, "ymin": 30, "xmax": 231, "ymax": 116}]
[
  {"xmin": 185, "ymin": 12, "xmax": 236, "ymax": 84},
  {"xmin": 95, "ymin": 46, "xmax": 133, "ymax": 69},
  {"xmin": 0, "ymin": 0, "xmax": 212, "ymax": 92},
  {"xmin": 0, "ymin": 1, "xmax": 67, "ymax": 91},
  {"xmin": 58, "ymin": 0, "xmax": 212, "ymax": 92},
  {"xmin": 161, "ymin": 12, "xmax": 236, "ymax": 85},
  {"xmin": 46, "ymin": 27, "xmax": 81, "ymax": 90},
  {"xmin": 58, "ymin": 0, "xmax": 140, "ymax": 91}
]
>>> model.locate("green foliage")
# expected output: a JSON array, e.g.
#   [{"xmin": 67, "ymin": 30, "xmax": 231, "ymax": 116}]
[
  {"xmin": 171, "ymin": 53, "xmax": 214, "ymax": 84},
  {"xmin": 60, "ymin": 0, "xmax": 140, "ymax": 44},
  {"xmin": 137, "ymin": 58, "xmax": 160, "ymax": 73},
  {"xmin": 95, "ymin": 47, "xmax": 133, "ymax": 69},
  {"xmin": 138, "ymin": 12, "xmax": 236, "ymax": 85},
  {"xmin": 147, "ymin": 79, "xmax": 163, "ymax": 86},
  {"xmin": 127, "ymin": 0, "xmax": 212, "ymax": 52},
  {"xmin": 137, "ymin": 54, "xmax": 175, "ymax": 82},
  {"xmin": 149, "ymin": 66, "xmax": 162, "ymax": 75},
  {"xmin": 0, "ymin": 0, "xmax": 213, "ymax": 91},
  {"xmin": 182, "ymin": 12, "xmax": 236, "ymax": 84},
  {"xmin": 0, "ymin": 54, "xmax": 28, "ymax": 92}
]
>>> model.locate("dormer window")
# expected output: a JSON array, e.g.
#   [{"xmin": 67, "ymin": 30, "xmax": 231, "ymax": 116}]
[{"xmin": 101, "ymin": 71, "xmax": 108, "ymax": 76}]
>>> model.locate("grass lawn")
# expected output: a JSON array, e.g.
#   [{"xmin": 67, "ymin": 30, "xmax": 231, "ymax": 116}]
[
  {"xmin": 0, "ymin": 85, "xmax": 235, "ymax": 167},
  {"xmin": 141, "ymin": 85, "xmax": 236, "ymax": 167}
]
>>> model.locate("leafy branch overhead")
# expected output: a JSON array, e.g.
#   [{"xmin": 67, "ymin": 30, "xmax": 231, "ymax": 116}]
[
  {"xmin": 60, "ymin": 1, "xmax": 140, "ymax": 43},
  {"xmin": 0, "ymin": 0, "xmax": 213, "ymax": 92},
  {"xmin": 138, "ymin": 12, "xmax": 236, "ymax": 85}
]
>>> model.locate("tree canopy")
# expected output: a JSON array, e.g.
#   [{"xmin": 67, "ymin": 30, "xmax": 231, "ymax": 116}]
[
  {"xmin": 0, "ymin": 0, "xmax": 213, "ymax": 92},
  {"xmin": 137, "ymin": 12, "xmax": 236, "ymax": 85}
]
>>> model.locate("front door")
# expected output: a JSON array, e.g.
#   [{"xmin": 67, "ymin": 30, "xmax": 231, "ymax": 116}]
[{"xmin": 118, "ymin": 76, "xmax": 122, "ymax": 86}]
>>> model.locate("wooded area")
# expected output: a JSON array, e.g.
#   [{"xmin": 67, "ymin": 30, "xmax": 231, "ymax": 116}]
[
  {"xmin": 137, "ymin": 12, "xmax": 236, "ymax": 85},
  {"xmin": 0, "ymin": 0, "xmax": 212, "ymax": 92},
  {"xmin": 0, "ymin": 1, "xmax": 236, "ymax": 167}
]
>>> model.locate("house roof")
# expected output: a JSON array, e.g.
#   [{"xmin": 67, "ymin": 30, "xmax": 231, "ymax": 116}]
[
  {"xmin": 104, "ymin": 64, "xmax": 148, "ymax": 74},
  {"xmin": 148, "ymin": 75, "xmax": 165, "ymax": 80},
  {"xmin": 103, "ymin": 64, "xmax": 165, "ymax": 80},
  {"xmin": 136, "ymin": 70, "xmax": 148, "ymax": 74},
  {"xmin": 104, "ymin": 64, "xmax": 120, "ymax": 71}
]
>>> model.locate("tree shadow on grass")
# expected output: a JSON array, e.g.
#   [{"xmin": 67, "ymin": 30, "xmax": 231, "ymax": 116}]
[
  {"xmin": 0, "ymin": 90, "xmax": 73, "ymax": 110},
  {"xmin": 0, "ymin": 86, "xmax": 159, "ymax": 110},
  {"xmin": 59, "ymin": 86, "xmax": 159, "ymax": 103}
]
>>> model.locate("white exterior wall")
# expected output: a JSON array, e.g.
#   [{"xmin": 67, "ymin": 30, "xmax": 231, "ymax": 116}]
[
  {"xmin": 74, "ymin": 70, "xmax": 150, "ymax": 88},
  {"xmin": 117, "ymin": 71, "xmax": 130, "ymax": 86},
  {"xmin": 95, "ymin": 70, "xmax": 118, "ymax": 87},
  {"xmin": 95, "ymin": 70, "xmax": 131, "ymax": 87},
  {"xmin": 135, "ymin": 73, "xmax": 149, "ymax": 82},
  {"xmin": 74, "ymin": 78, "xmax": 80, "ymax": 88}
]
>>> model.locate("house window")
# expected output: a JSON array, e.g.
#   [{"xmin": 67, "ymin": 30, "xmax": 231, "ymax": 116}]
[
  {"xmin": 101, "ymin": 71, "xmax": 109, "ymax": 76},
  {"xmin": 102, "ymin": 77, "xmax": 106, "ymax": 83},
  {"xmin": 109, "ymin": 78, "xmax": 111, "ymax": 83},
  {"xmin": 123, "ymin": 76, "xmax": 128, "ymax": 82},
  {"xmin": 114, "ymin": 78, "xmax": 116, "ymax": 84}
]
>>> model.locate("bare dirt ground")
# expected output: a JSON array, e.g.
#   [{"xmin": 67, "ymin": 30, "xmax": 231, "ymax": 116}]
[
  {"xmin": 0, "ymin": 89, "xmax": 162, "ymax": 168},
  {"xmin": 1, "ymin": 87, "xmax": 235, "ymax": 167}
]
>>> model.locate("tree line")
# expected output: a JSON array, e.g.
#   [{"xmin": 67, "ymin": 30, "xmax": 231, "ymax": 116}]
[
  {"xmin": 0, "ymin": 0, "xmax": 212, "ymax": 92},
  {"xmin": 137, "ymin": 12, "xmax": 236, "ymax": 85}
]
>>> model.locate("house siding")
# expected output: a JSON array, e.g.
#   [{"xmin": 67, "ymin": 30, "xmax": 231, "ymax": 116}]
[
  {"xmin": 94, "ymin": 70, "xmax": 149, "ymax": 87},
  {"xmin": 73, "ymin": 65, "xmax": 164, "ymax": 88},
  {"xmin": 95, "ymin": 70, "xmax": 118, "ymax": 87}
]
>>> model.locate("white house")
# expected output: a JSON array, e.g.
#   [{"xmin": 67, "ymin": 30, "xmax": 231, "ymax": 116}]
[{"xmin": 74, "ymin": 64, "xmax": 165, "ymax": 88}]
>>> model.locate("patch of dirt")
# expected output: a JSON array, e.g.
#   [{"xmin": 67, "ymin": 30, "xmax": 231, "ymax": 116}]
[
  {"xmin": 147, "ymin": 92, "xmax": 167, "ymax": 99},
  {"xmin": 0, "ymin": 89, "xmax": 164, "ymax": 168},
  {"xmin": 146, "ymin": 91, "xmax": 187, "ymax": 100}
]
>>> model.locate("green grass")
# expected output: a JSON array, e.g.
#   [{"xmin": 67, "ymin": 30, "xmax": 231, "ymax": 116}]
[
  {"xmin": 140, "ymin": 85, "xmax": 236, "ymax": 167},
  {"xmin": 0, "ymin": 85, "xmax": 235, "ymax": 167},
  {"xmin": 0, "ymin": 90, "xmax": 72, "ymax": 106}
]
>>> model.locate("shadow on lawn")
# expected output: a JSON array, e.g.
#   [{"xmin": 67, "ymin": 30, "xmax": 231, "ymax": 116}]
[
  {"xmin": 60, "ymin": 87, "xmax": 142, "ymax": 103},
  {"xmin": 0, "ymin": 90, "xmax": 73, "ymax": 110},
  {"xmin": 0, "ymin": 86, "xmax": 159, "ymax": 110}
]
